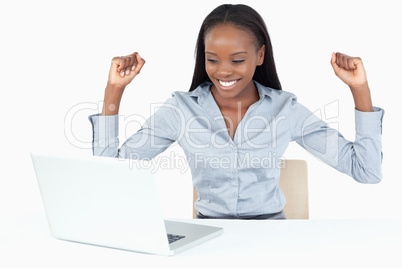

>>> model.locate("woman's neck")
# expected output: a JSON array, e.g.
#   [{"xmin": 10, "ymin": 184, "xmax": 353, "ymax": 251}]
[{"xmin": 210, "ymin": 81, "xmax": 260, "ymax": 110}]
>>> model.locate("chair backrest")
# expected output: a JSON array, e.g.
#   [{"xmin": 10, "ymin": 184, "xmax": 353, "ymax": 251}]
[{"xmin": 193, "ymin": 159, "xmax": 309, "ymax": 219}]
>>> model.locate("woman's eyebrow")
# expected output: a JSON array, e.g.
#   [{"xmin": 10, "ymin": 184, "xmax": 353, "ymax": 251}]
[{"xmin": 205, "ymin": 51, "xmax": 248, "ymax": 56}]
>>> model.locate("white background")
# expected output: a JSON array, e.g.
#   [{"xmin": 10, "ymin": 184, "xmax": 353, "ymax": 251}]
[{"xmin": 1, "ymin": 0, "xmax": 401, "ymax": 221}]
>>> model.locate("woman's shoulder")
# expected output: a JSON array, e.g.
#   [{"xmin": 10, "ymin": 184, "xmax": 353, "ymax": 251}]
[
  {"xmin": 255, "ymin": 81, "xmax": 297, "ymax": 102},
  {"xmin": 169, "ymin": 82, "xmax": 212, "ymax": 104}
]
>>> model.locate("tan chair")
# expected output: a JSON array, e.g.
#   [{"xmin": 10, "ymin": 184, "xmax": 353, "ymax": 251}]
[{"xmin": 193, "ymin": 159, "xmax": 309, "ymax": 219}]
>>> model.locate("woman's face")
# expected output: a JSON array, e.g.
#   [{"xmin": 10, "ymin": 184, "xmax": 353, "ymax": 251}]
[{"xmin": 204, "ymin": 24, "xmax": 265, "ymax": 100}]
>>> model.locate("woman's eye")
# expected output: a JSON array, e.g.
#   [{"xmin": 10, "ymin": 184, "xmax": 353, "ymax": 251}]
[
  {"xmin": 207, "ymin": 59, "xmax": 218, "ymax": 63},
  {"xmin": 233, "ymin": 60, "xmax": 245, "ymax": 64}
]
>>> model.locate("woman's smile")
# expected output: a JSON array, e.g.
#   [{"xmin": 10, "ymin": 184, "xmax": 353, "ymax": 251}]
[{"xmin": 217, "ymin": 78, "xmax": 241, "ymax": 89}]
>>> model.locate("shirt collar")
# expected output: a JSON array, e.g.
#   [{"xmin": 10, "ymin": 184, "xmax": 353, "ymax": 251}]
[
  {"xmin": 254, "ymin": 81, "xmax": 275, "ymax": 101},
  {"xmin": 189, "ymin": 80, "xmax": 275, "ymax": 105}
]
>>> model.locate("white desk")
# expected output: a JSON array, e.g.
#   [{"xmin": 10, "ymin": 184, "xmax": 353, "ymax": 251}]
[{"xmin": 1, "ymin": 215, "xmax": 401, "ymax": 268}]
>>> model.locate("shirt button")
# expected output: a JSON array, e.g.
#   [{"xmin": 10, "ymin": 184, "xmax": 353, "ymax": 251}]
[{"xmin": 233, "ymin": 193, "xmax": 238, "ymax": 198}]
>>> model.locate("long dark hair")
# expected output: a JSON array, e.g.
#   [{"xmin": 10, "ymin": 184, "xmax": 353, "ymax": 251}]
[{"xmin": 189, "ymin": 4, "xmax": 282, "ymax": 91}]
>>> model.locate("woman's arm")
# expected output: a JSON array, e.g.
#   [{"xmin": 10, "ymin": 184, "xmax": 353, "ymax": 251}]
[
  {"xmin": 102, "ymin": 52, "xmax": 146, "ymax": 116},
  {"xmin": 330, "ymin": 52, "xmax": 373, "ymax": 112},
  {"xmin": 289, "ymin": 97, "xmax": 383, "ymax": 184},
  {"xmin": 89, "ymin": 52, "xmax": 180, "ymax": 160},
  {"xmin": 289, "ymin": 52, "xmax": 383, "ymax": 183}
]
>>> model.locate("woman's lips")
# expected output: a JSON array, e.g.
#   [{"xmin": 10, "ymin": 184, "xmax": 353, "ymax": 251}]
[{"xmin": 217, "ymin": 79, "xmax": 241, "ymax": 89}]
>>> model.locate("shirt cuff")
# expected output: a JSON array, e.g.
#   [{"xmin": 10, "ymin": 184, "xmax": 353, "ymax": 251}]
[
  {"xmin": 88, "ymin": 113, "xmax": 119, "ymax": 147},
  {"xmin": 355, "ymin": 106, "xmax": 384, "ymax": 135}
]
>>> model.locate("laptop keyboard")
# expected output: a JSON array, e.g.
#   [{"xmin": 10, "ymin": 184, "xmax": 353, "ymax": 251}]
[{"xmin": 167, "ymin": 233, "xmax": 186, "ymax": 244}]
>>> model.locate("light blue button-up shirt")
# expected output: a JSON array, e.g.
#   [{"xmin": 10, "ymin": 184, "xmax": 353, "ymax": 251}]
[{"xmin": 89, "ymin": 81, "xmax": 384, "ymax": 218}]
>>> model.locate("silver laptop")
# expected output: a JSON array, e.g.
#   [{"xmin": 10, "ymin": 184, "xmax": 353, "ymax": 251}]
[{"xmin": 30, "ymin": 152, "xmax": 223, "ymax": 256}]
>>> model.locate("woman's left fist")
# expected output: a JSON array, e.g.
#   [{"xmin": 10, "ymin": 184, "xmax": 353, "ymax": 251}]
[{"xmin": 330, "ymin": 52, "xmax": 368, "ymax": 88}]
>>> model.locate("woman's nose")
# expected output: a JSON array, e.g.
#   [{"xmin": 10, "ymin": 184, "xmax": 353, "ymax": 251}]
[{"xmin": 217, "ymin": 62, "xmax": 233, "ymax": 77}]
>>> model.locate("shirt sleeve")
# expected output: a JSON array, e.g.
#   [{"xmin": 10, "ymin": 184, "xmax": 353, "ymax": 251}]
[
  {"xmin": 289, "ymin": 95, "xmax": 384, "ymax": 184},
  {"xmin": 88, "ymin": 96, "xmax": 181, "ymax": 160}
]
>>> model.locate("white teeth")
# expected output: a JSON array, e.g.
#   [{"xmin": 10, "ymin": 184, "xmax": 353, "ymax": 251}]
[{"xmin": 219, "ymin": 79, "xmax": 238, "ymax": 87}]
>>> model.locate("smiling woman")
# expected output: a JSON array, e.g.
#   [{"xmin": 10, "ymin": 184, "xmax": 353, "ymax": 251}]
[
  {"xmin": 204, "ymin": 24, "xmax": 264, "ymax": 99},
  {"xmin": 189, "ymin": 4, "xmax": 282, "ymax": 93},
  {"xmin": 89, "ymin": 3, "xmax": 384, "ymax": 220},
  {"xmin": 204, "ymin": 24, "xmax": 266, "ymax": 139}
]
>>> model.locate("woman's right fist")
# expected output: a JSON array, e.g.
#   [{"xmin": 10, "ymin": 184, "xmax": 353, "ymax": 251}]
[{"xmin": 107, "ymin": 52, "xmax": 146, "ymax": 88}]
